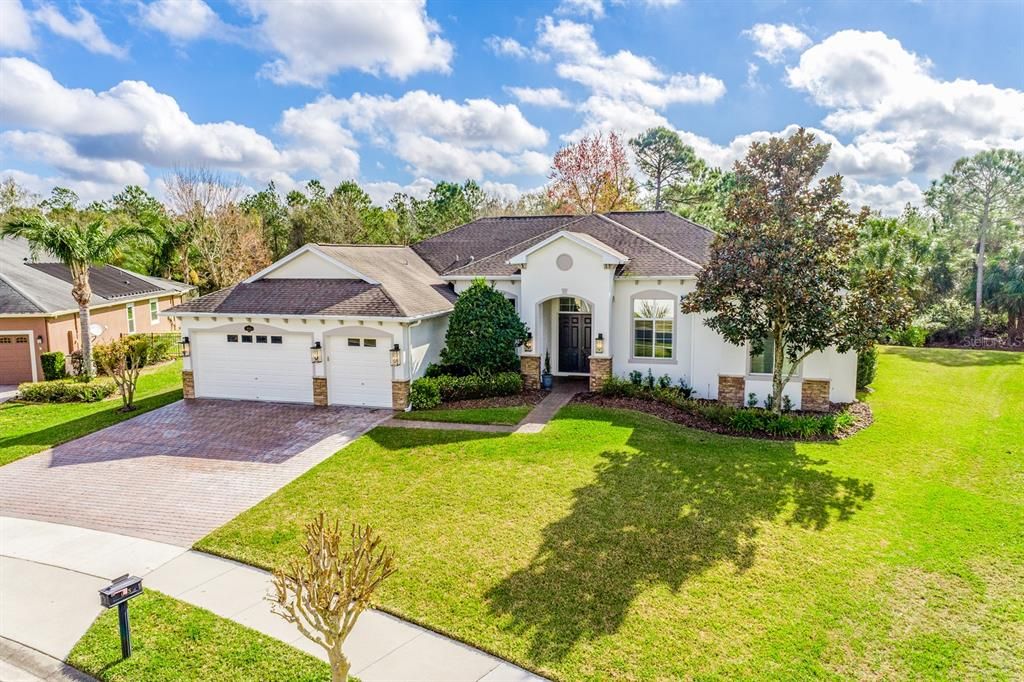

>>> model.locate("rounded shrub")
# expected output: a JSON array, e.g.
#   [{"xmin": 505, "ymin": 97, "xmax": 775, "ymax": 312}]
[{"xmin": 40, "ymin": 351, "xmax": 67, "ymax": 381}]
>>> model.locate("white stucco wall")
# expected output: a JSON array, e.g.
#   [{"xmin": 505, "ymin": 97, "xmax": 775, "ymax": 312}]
[
  {"xmin": 262, "ymin": 251, "xmax": 360, "ymax": 279},
  {"xmin": 407, "ymin": 314, "xmax": 449, "ymax": 379}
]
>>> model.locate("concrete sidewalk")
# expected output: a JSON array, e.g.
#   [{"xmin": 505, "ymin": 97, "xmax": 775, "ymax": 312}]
[{"xmin": 0, "ymin": 517, "xmax": 542, "ymax": 682}]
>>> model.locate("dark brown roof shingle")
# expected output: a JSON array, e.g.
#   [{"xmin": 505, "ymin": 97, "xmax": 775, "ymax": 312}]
[{"xmin": 166, "ymin": 279, "xmax": 405, "ymax": 317}]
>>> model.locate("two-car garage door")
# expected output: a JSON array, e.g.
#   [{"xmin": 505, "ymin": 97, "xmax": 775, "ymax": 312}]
[
  {"xmin": 192, "ymin": 330, "xmax": 313, "ymax": 403},
  {"xmin": 190, "ymin": 329, "xmax": 393, "ymax": 408}
]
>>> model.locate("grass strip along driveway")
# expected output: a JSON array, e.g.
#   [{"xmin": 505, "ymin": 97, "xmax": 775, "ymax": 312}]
[
  {"xmin": 198, "ymin": 347, "xmax": 1024, "ymax": 680},
  {"xmin": 0, "ymin": 361, "xmax": 183, "ymax": 467},
  {"xmin": 393, "ymin": 405, "xmax": 533, "ymax": 425},
  {"xmin": 68, "ymin": 590, "xmax": 330, "ymax": 682}
]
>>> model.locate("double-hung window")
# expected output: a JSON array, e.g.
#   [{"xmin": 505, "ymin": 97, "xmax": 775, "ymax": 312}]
[
  {"xmin": 149, "ymin": 299, "xmax": 159, "ymax": 324},
  {"xmin": 632, "ymin": 298, "xmax": 673, "ymax": 359},
  {"xmin": 126, "ymin": 304, "xmax": 135, "ymax": 333}
]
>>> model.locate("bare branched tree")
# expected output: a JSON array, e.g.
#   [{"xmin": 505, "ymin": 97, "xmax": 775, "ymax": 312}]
[
  {"xmin": 271, "ymin": 514, "xmax": 397, "ymax": 682},
  {"xmin": 163, "ymin": 166, "xmax": 240, "ymax": 284}
]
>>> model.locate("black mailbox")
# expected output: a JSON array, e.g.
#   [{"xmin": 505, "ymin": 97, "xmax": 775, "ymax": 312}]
[{"xmin": 99, "ymin": 574, "xmax": 143, "ymax": 608}]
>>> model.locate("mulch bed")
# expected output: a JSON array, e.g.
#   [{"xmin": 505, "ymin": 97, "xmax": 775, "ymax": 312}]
[
  {"xmin": 438, "ymin": 390, "xmax": 548, "ymax": 411},
  {"xmin": 571, "ymin": 392, "xmax": 873, "ymax": 441}
]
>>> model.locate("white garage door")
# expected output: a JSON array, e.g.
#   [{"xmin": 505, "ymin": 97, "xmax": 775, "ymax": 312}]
[
  {"xmin": 326, "ymin": 335, "xmax": 392, "ymax": 408},
  {"xmin": 193, "ymin": 330, "xmax": 313, "ymax": 403}
]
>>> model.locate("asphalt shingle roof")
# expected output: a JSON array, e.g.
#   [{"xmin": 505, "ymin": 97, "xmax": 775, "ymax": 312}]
[{"xmin": 166, "ymin": 279, "xmax": 405, "ymax": 317}]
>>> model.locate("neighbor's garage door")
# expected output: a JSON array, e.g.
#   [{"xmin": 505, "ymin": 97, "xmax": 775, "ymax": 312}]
[
  {"xmin": 326, "ymin": 335, "xmax": 392, "ymax": 408},
  {"xmin": 0, "ymin": 335, "xmax": 33, "ymax": 384},
  {"xmin": 192, "ymin": 330, "xmax": 313, "ymax": 403}
]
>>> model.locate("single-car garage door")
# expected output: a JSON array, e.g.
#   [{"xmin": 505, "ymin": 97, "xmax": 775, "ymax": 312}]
[
  {"xmin": 0, "ymin": 334, "xmax": 33, "ymax": 384},
  {"xmin": 326, "ymin": 335, "xmax": 392, "ymax": 408},
  {"xmin": 192, "ymin": 330, "xmax": 313, "ymax": 403}
]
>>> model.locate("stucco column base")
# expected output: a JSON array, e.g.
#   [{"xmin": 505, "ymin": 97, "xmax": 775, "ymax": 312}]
[
  {"xmin": 801, "ymin": 379, "xmax": 831, "ymax": 412},
  {"xmin": 588, "ymin": 356, "xmax": 612, "ymax": 392},
  {"xmin": 182, "ymin": 370, "xmax": 195, "ymax": 400},
  {"xmin": 392, "ymin": 380, "xmax": 410, "ymax": 411},
  {"xmin": 520, "ymin": 356, "xmax": 541, "ymax": 391},
  {"xmin": 313, "ymin": 377, "xmax": 328, "ymax": 406},
  {"xmin": 717, "ymin": 375, "xmax": 744, "ymax": 407}
]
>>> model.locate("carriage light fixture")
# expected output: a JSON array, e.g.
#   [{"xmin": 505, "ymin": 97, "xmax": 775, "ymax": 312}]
[
  {"xmin": 310, "ymin": 341, "xmax": 323, "ymax": 364},
  {"xmin": 178, "ymin": 336, "xmax": 190, "ymax": 357},
  {"xmin": 595, "ymin": 333, "xmax": 605, "ymax": 354},
  {"xmin": 390, "ymin": 343, "xmax": 401, "ymax": 367},
  {"xmin": 524, "ymin": 332, "xmax": 533, "ymax": 353}
]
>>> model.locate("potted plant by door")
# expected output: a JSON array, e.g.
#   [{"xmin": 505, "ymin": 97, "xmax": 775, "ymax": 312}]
[{"xmin": 541, "ymin": 351, "xmax": 554, "ymax": 389}]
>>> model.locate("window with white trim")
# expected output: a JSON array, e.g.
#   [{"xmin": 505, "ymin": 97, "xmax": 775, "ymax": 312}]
[
  {"xmin": 126, "ymin": 304, "xmax": 135, "ymax": 333},
  {"xmin": 749, "ymin": 337, "xmax": 798, "ymax": 376},
  {"xmin": 149, "ymin": 298, "xmax": 159, "ymax": 324},
  {"xmin": 632, "ymin": 298, "xmax": 673, "ymax": 359}
]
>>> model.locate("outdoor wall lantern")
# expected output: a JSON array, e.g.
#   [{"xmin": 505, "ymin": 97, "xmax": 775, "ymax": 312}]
[
  {"xmin": 595, "ymin": 333, "xmax": 605, "ymax": 354},
  {"xmin": 524, "ymin": 332, "xmax": 534, "ymax": 353},
  {"xmin": 36, "ymin": 335, "xmax": 43, "ymax": 345},
  {"xmin": 390, "ymin": 343, "xmax": 402, "ymax": 367},
  {"xmin": 178, "ymin": 336, "xmax": 190, "ymax": 358},
  {"xmin": 310, "ymin": 341, "xmax": 323, "ymax": 364}
]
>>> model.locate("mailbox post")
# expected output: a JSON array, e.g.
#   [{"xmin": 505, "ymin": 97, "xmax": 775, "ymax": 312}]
[{"xmin": 99, "ymin": 574, "xmax": 143, "ymax": 659}]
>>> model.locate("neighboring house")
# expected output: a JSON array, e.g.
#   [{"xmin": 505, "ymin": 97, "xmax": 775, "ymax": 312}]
[
  {"xmin": 166, "ymin": 211, "xmax": 855, "ymax": 412},
  {"xmin": 0, "ymin": 236, "xmax": 194, "ymax": 384}
]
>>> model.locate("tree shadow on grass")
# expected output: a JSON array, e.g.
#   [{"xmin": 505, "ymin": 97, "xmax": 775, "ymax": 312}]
[
  {"xmin": 485, "ymin": 416, "xmax": 874, "ymax": 665},
  {"xmin": 884, "ymin": 346, "xmax": 1024, "ymax": 367}
]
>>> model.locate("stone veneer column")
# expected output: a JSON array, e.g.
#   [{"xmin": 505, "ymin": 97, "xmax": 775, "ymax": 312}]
[
  {"xmin": 520, "ymin": 355, "xmax": 540, "ymax": 390},
  {"xmin": 392, "ymin": 380, "xmax": 410, "ymax": 410},
  {"xmin": 717, "ymin": 375, "xmax": 745, "ymax": 407},
  {"xmin": 313, "ymin": 377, "xmax": 328, "ymax": 406},
  {"xmin": 801, "ymin": 379, "xmax": 831, "ymax": 412},
  {"xmin": 588, "ymin": 357, "xmax": 612, "ymax": 392},
  {"xmin": 182, "ymin": 370, "xmax": 195, "ymax": 400}
]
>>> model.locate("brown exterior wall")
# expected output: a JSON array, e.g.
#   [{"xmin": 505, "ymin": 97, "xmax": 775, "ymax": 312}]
[
  {"xmin": 589, "ymin": 356, "xmax": 612, "ymax": 392},
  {"xmin": 520, "ymin": 355, "xmax": 541, "ymax": 390},
  {"xmin": 801, "ymin": 379, "xmax": 831, "ymax": 412},
  {"xmin": 718, "ymin": 375, "xmax": 745, "ymax": 407},
  {"xmin": 313, "ymin": 377, "xmax": 328, "ymax": 406},
  {"xmin": 0, "ymin": 294, "xmax": 184, "ymax": 382},
  {"xmin": 392, "ymin": 380, "xmax": 410, "ymax": 411},
  {"xmin": 181, "ymin": 370, "xmax": 195, "ymax": 399}
]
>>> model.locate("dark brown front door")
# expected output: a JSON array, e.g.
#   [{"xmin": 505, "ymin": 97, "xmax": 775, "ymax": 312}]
[{"xmin": 558, "ymin": 314, "xmax": 591, "ymax": 373}]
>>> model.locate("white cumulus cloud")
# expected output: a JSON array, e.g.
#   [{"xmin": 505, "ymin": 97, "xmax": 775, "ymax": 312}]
[
  {"xmin": 140, "ymin": 0, "xmax": 220, "ymax": 41},
  {"xmin": 241, "ymin": 0, "xmax": 453, "ymax": 86},
  {"xmin": 0, "ymin": 0, "xmax": 34, "ymax": 50},
  {"xmin": 743, "ymin": 23, "xmax": 811, "ymax": 64},
  {"xmin": 504, "ymin": 86, "xmax": 572, "ymax": 108}
]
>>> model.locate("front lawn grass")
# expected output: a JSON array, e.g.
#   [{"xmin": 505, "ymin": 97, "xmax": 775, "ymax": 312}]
[
  {"xmin": 394, "ymin": 405, "xmax": 532, "ymax": 425},
  {"xmin": 0, "ymin": 360, "xmax": 183, "ymax": 466},
  {"xmin": 197, "ymin": 347, "xmax": 1024, "ymax": 680},
  {"xmin": 67, "ymin": 590, "xmax": 330, "ymax": 681}
]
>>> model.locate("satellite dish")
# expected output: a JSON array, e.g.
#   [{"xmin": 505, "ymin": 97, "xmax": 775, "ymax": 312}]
[{"xmin": 89, "ymin": 323, "xmax": 104, "ymax": 338}]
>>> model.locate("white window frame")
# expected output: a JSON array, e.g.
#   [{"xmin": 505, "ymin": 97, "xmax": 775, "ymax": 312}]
[
  {"xmin": 630, "ymin": 292, "xmax": 676, "ymax": 364},
  {"xmin": 149, "ymin": 298, "xmax": 159, "ymax": 324},
  {"xmin": 747, "ymin": 337, "xmax": 802, "ymax": 379},
  {"xmin": 126, "ymin": 303, "xmax": 135, "ymax": 333}
]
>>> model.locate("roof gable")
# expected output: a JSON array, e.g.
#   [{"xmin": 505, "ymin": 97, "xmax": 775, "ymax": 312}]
[
  {"xmin": 507, "ymin": 230, "xmax": 629, "ymax": 266},
  {"xmin": 246, "ymin": 244, "xmax": 377, "ymax": 283}
]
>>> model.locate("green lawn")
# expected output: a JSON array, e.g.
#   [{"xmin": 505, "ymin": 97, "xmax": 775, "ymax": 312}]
[
  {"xmin": 395, "ymin": 405, "xmax": 533, "ymax": 425},
  {"xmin": 67, "ymin": 591, "xmax": 330, "ymax": 681},
  {"xmin": 197, "ymin": 347, "xmax": 1024, "ymax": 680},
  {"xmin": 0, "ymin": 360, "xmax": 183, "ymax": 466}
]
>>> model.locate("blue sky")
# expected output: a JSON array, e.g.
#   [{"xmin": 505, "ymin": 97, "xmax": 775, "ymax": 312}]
[{"xmin": 1, "ymin": 0, "xmax": 1021, "ymax": 213}]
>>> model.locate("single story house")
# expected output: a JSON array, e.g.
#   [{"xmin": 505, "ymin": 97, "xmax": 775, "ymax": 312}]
[
  {"xmin": 0, "ymin": 236, "xmax": 193, "ymax": 384},
  {"xmin": 166, "ymin": 211, "xmax": 855, "ymax": 412}
]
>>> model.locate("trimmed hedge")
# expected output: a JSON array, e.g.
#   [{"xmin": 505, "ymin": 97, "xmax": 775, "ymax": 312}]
[
  {"xmin": 600, "ymin": 375, "xmax": 854, "ymax": 438},
  {"xmin": 41, "ymin": 351, "xmax": 67, "ymax": 381},
  {"xmin": 18, "ymin": 377, "xmax": 116, "ymax": 403},
  {"xmin": 856, "ymin": 345, "xmax": 878, "ymax": 389},
  {"xmin": 410, "ymin": 371, "xmax": 523, "ymax": 410}
]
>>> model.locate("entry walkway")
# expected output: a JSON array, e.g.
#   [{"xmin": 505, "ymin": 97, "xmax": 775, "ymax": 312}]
[
  {"xmin": 0, "ymin": 517, "xmax": 543, "ymax": 682},
  {"xmin": 386, "ymin": 378, "xmax": 586, "ymax": 434}
]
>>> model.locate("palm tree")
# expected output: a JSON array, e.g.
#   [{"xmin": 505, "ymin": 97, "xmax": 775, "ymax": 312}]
[{"xmin": 2, "ymin": 214, "xmax": 154, "ymax": 379}]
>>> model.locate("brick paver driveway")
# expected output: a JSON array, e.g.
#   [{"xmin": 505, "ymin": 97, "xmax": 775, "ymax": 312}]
[{"xmin": 0, "ymin": 400, "xmax": 390, "ymax": 546}]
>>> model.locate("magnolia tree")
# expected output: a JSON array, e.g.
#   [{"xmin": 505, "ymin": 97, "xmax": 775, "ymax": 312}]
[
  {"xmin": 681, "ymin": 129, "xmax": 910, "ymax": 413},
  {"xmin": 271, "ymin": 514, "xmax": 396, "ymax": 682}
]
